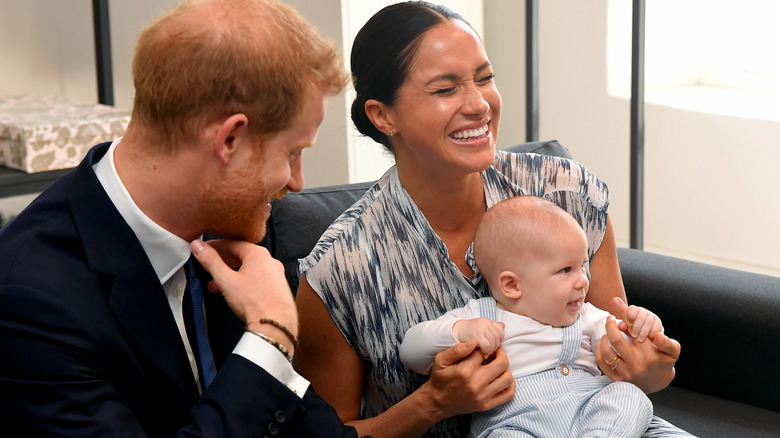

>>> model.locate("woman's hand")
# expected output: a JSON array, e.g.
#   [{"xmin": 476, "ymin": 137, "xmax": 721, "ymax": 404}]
[
  {"xmin": 422, "ymin": 340, "xmax": 515, "ymax": 420},
  {"xmin": 595, "ymin": 298, "xmax": 680, "ymax": 393}
]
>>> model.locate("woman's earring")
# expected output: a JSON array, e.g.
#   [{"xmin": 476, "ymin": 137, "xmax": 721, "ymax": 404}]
[{"xmin": 389, "ymin": 130, "xmax": 394, "ymax": 138}]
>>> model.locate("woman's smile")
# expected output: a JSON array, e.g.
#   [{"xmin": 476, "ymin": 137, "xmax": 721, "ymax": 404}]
[{"xmin": 449, "ymin": 123, "xmax": 489, "ymax": 140}]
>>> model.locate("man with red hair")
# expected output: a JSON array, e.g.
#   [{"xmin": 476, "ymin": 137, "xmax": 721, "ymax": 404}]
[{"xmin": 0, "ymin": 1, "xmax": 360, "ymax": 436}]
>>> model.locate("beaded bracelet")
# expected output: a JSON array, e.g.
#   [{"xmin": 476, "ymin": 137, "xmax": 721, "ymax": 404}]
[
  {"xmin": 246, "ymin": 329, "xmax": 294, "ymax": 363},
  {"xmin": 248, "ymin": 318, "xmax": 300, "ymax": 350}
]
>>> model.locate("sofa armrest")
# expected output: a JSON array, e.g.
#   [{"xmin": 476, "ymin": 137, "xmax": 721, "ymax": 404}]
[{"xmin": 617, "ymin": 247, "xmax": 780, "ymax": 413}]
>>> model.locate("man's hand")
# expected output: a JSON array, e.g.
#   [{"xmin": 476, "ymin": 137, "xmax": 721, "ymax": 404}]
[{"xmin": 191, "ymin": 239, "xmax": 298, "ymax": 350}]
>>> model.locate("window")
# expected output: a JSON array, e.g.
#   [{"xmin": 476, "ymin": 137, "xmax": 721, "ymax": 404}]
[
  {"xmin": 608, "ymin": 0, "xmax": 780, "ymax": 120},
  {"xmin": 697, "ymin": 0, "xmax": 780, "ymax": 96}
]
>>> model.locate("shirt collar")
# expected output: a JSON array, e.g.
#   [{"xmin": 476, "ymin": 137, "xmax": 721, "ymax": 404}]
[{"xmin": 94, "ymin": 138, "xmax": 191, "ymax": 284}]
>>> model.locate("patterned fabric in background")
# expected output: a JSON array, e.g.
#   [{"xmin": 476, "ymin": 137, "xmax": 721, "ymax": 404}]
[{"xmin": 0, "ymin": 95, "xmax": 129, "ymax": 173}]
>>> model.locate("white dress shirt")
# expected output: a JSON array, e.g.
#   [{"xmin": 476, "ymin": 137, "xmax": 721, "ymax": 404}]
[{"xmin": 94, "ymin": 138, "xmax": 309, "ymax": 396}]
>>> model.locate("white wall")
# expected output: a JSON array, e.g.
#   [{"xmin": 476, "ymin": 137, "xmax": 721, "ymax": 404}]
[
  {"xmin": 1, "ymin": 0, "xmax": 778, "ymax": 277},
  {"xmin": 483, "ymin": 1, "xmax": 526, "ymax": 152},
  {"xmin": 529, "ymin": 0, "xmax": 780, "ymax": 277},
  {"xmin": 0, "ymin": 1, "xmax": 97, "ymax": 101},
  {"xmin": 285, "ymin": 0, "xmax": 351, "ymax": 188}
]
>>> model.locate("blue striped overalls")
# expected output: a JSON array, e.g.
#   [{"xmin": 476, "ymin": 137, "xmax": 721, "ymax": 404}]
[{"xmin": 470, "ymin": 297, "xmax": 652, "ymax": 438}]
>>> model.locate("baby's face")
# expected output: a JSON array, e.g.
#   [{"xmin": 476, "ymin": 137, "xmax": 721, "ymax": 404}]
[{"xmin": 507, "ymin": 224, "xmax": 590, "ymax": 327}]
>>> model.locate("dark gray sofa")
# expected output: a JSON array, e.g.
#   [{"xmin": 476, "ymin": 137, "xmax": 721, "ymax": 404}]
[{"xmin": 269, "ymin": 141, "xmax": 780, "ymax": 437}]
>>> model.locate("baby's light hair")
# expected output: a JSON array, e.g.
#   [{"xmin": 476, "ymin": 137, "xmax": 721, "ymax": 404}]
[{"xmin": 474, "ymin": 196, "xmax": 584, "ymax": 292}]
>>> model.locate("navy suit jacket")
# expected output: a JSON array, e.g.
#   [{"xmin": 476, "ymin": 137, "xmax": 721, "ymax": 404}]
[{"xmin": 0, "ymin": 143, "xmax": 359, "ymax": 437}]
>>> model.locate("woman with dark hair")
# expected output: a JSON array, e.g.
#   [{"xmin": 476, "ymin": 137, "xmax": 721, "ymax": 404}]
[{"xmin": 296, "ymin": 2, "xmax": 687, "ymax": 437}]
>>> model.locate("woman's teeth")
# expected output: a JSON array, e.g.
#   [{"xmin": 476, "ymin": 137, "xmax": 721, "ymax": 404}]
[{"xmin": 450, "ymin": 124, "xmax": 488, "ymax": 140}]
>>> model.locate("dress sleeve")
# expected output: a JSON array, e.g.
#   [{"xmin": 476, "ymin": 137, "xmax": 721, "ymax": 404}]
[{"xmin": 488, "ymin": 151, "xmax": 610, "ymax": 263}]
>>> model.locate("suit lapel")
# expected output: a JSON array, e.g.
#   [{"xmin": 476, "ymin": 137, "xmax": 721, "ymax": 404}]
[{"xmin": 68, "ymin": 144, "xmax": 200, "ymax": 403}]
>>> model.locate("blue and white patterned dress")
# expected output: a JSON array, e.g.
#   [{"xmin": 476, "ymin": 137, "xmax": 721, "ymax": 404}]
[{"xmin": 300, "ymin": 150, "xmax": 691, "ymax": 437}]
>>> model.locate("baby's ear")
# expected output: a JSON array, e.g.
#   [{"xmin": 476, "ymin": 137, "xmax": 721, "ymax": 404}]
[{"xmin": 498, "ymin": 271, "xmax": 522, "ymax": 300}]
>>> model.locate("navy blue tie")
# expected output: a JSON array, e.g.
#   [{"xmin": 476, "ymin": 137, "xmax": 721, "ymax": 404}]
[{"xmin": 185, "ymin": 256, "xmax": 217, "ymax": 388}]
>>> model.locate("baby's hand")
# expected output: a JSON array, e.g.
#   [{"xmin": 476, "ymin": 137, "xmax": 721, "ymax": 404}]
[
  {"xmin": 619, "ymin": 302, "xmax": 663, "ymax": 342},
  {"xmin": 453, "ymin": 318, "xmax": 505, "ymax": 358}
]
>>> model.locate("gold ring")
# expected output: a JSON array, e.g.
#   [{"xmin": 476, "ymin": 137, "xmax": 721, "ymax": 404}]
[
  {"xmin": 611, "ymin": 358, "xmax": 621, "ymax": 370},
  {"xmin": 607, "ymin": 355, "xmax": 620, "ymax": 366}
]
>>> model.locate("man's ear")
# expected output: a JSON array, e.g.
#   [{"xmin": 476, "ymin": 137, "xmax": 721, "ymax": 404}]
[
  {"xmin": 364, "ymin": 99, "xmax": 395, "ymax": 137},
  {"xmin": 214, "ymin": 113, "xmax": 250, "ymax": 164},
  {"xmin": 498, "ymin": 271, "xmax": 522, "ymax": 300}
]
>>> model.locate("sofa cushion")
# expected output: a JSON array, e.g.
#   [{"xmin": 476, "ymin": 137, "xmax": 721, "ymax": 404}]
[
  {"xmin": 270, "ymin": 140, "xmax": 571, "ymax": 293},
  {"xmin": 618, "ymin": 247, "xmax": 780, "ymax": 413},
  {"xmin": 649, "ymin": 385, "xmax": 780, "ymax": 437}
]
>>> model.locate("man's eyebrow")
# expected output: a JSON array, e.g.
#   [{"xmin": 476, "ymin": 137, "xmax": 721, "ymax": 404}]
[{"xmin": 423, "ymin": 62, "xmax": 493, "ymax": 87}]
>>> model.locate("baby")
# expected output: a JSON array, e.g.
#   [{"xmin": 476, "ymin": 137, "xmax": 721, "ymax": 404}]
[{"xmin": 400, "ymin": 195, "xmax": 663, "ymax": 438}]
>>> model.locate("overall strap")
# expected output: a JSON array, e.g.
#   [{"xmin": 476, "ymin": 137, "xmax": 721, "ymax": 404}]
[
  {"xmin": 476, "ymin": 296, "xmax": 499, "ymax": 321},
  {"xmin": 556, "ymin": 315, "xmax": 582, "ymax": 373}
]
